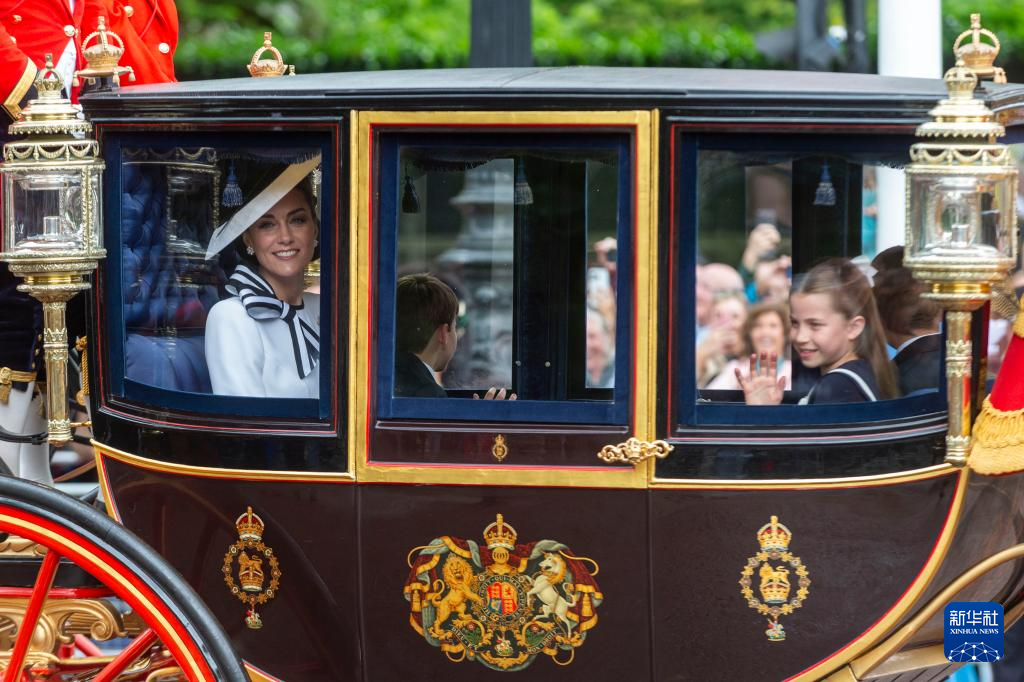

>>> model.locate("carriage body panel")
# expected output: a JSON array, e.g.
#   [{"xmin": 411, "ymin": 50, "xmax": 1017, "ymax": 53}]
[{"xmin": 76, "ymin": 67, "xmax": 1024, "ymax": 680}]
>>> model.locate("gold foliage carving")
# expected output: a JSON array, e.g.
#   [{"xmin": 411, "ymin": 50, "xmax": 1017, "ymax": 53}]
[{"xmin": 596, "ymin": 438, "xmax": 673, "ymax": 465}]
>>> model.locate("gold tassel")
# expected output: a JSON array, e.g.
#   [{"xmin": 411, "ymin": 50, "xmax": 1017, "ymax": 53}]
[
  {"xmin": 411, "ymin": 588, "xmax": 422, "ymax": 613},
  {"xmin": 581, "ymin": 593, "xmax": 593, "ymax": 618},
  {"xmin": 970, "ymin": 397, "xmax": 1024, "ymax": 474},
  {"xmin": 75, "ymin": 336, "xmax": 89, "ymax": 405}
]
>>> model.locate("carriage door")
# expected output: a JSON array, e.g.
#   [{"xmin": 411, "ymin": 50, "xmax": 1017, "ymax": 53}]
[{"xmin": 352, "ymin": 111, "xmax": 656, "ymax": 678}]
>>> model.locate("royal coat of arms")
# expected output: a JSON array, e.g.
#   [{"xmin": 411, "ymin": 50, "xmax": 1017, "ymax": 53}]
[
  {"xmin": 404, "ymin": 514, "xmax": 602, "ymax": 671},
  {"xmin": 738, "ymin": 515, "xmax": 810, "ymax": 641}
]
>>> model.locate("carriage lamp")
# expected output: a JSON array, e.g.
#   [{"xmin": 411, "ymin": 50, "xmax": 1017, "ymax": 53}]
[
  {"xmin": 0, "ymin": 56, "xmax": 106, "ymax": 445},
  {"xmin": 903, "ymin": 58, "xmax": 1018, "ymax": 466},
  {"xmin": 163, "ymin": 149, "xmax": 220, "ymax": 287}
]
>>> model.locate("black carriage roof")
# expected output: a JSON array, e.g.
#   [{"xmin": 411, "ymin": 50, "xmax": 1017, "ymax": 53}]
[{"xmin": 81, "ymin": 66, "xmax": 1024, "ymax": 127}]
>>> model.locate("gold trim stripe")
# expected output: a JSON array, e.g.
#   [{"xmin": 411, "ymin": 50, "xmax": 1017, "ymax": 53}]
[
  {"xmin": 244, "ymin": 662, "xmax": 282, "ymax": 682},
  {"xmin": 3, "ymin": 60, "xmax": 36, "ymax": 121},
  {"xmin": 651, "ymin": 463, "xmax": 958, "ymax": 490},
  {"xmin": 638, "ymin": 108, "xmax": 659, "ymax": 485},
  {"xmin": 347, "ymin": 116, "xmax": 359, "ymax": 480},
  {"xmin": 635, "ymin": 108, "xmax": 658, "ymax": 443},
  {"xmin": 93, "ymin": 440, "xmax": 355, "ymax": 483},
  {"xmin": 790, "ymin": 466, "xmax": 969, "ymax": 681},
  {"xmin": 94, "ymin": 450, "xmax": 122, "ymax": 522}
]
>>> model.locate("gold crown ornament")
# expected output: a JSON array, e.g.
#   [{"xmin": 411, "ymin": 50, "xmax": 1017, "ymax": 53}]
[
  {"xmin": 73, "ymin": 17, "xmax": 136, "ymax": 87},
  {"xmin": 235, "ymin": 506, "xmax": 265, "ymax": 542},
  {"xmin": 953, "ymin": 13, "xmax": 1007, "ymax": 84},
  {"xmin": 482, "ymin": 513, "xmax": 517, "ymax": 550},
  {"xmin": 757, "ymin": 516, "xmax": 792, "ymax": 553},
  {"xmin": 238, "ymin": 551, "xmax": 266, "ymax": 593},
  {"xmin": 248, "ymin": 32, "xmax": 295, "ymax": 78}
]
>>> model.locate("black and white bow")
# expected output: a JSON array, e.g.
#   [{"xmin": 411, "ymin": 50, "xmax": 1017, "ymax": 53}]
[{"xmin": 225, "ymin": 265, "xmax": 320, "ymax": 379}]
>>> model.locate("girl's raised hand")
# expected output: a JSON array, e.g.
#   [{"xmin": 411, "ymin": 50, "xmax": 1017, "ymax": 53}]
[{"xmin": 735, "ymin": 352, "xmax": 786, "ymax": 405}]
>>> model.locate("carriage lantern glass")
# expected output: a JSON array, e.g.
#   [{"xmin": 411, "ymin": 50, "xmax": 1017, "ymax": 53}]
[
  {"xmin": 0, "ymin": 55, "xmax": 106, "ymax": 445},
  {"xmin": 904, "ymin": 58, "xmax": 1017, "ymax": 296},
  {"xmin": 903, "ymin": 56, "xmax": 1018, "ymax": 467}
]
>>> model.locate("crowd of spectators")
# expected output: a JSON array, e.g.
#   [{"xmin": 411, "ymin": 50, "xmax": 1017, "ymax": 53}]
[{"xmin": 693, "ymin": 219, "xmax": 1016, "ymax": 402}]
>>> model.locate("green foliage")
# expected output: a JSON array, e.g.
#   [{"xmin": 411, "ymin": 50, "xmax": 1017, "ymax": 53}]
[
  {"xmin": 174, "ymin": 0, "xmax": 471, "ymax": 79},
  {"xmin": 174, "ymin": 0, "xmax": 795, "ymax": 80},
  {"xmin": 172, "ymin": 1, "xmax": 1024, "ymax": 82}
]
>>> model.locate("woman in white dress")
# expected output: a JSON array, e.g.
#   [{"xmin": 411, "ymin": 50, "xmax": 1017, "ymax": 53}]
[{"xmin": 204, "ymin": 156, "xmax": 321, "ymax": 398}]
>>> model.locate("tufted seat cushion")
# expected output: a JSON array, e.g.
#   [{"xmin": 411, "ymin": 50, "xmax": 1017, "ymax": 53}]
[{"xmin": 121, "ymin": 163, "xmax": 222, "ymax": 394}]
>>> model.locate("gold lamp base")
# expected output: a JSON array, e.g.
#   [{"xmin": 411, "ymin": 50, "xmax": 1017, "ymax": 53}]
[{"xmin": 5, "ymin": 264, "xmax": 97, "ymax": 446}]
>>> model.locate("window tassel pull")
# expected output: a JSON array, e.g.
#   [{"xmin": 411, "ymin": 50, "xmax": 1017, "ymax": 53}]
[
  {"xmin": 813, "ymin": 161, "xmax": 836, "ymax": 206},
  {"xmin": 222, "ymin": 162, "xmax": 244, "ymax": 207}
]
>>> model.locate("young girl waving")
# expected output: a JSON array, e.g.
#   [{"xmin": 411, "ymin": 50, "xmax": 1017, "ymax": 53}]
[{"xmin": 737, "ymin": 258, "xmax": 897, "ymax": 405}]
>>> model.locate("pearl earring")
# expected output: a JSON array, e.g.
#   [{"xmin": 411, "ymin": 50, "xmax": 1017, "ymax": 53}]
[
  {"xmin": 245, "ymin": 245, "xmax": 255, "ymax": 256},
  {"xmin": 313, "ymin": 239, "xmax": 318, "ymax": 247}
]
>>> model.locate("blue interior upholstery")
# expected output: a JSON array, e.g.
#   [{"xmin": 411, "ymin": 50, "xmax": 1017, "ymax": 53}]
[{"xmin": 121, "ymin": 163, "xmax": 223, "ymax": 394}]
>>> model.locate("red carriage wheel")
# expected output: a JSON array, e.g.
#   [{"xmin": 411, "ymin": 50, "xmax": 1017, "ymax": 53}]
[{"xmin": 0, "ymin": 476, "xmax": 246, "ymax": 681}]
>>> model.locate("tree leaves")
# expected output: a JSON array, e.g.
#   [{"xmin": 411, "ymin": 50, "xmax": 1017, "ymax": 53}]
[
  {"xmin": 172, "ymin": 1, "xmax": 1023, "ymax": 82},
  {"xmin": 174, "ymin": 0, "xmax": 794, "ymax": 80}
]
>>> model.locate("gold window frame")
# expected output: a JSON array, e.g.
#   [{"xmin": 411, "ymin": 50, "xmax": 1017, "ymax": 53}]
[{"xmin": 350, "ymin": 110, "xmax": 658, "ymax": 488}]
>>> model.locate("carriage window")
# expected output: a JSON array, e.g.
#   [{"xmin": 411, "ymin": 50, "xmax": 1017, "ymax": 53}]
[
  {"xmin": 108, "ymin": 138, "xmax": 334, "ymax": 419},
  {"xmin": 667, "ymin": 137, "xmax": 950, "ymax": 480},
  {"xmin": 377, "ymin": 134, "xmax": 631, "ymax": 425},
  {"xmin": 690, "ymin": 143, "xmax": 944, "ymax": 414}
]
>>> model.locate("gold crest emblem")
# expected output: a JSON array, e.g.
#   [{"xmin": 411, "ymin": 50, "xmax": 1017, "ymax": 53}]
[
  {"xmin": 405, "ymin": 514, "xmax": 602, "ymax": 671},
  {"xmin": 492, "ymin": 434, "xmax": 508, "ymax": 462},
  {"xmin": 223, "ymin": 507, "xmax": 281, "ymax": 629},
  {"xmin": 738, "ymin": 515, "xmax": 810, "ymax": 641}
]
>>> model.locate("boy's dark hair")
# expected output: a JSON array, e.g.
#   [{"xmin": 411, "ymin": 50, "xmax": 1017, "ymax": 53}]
[
  {"xmin": 870, "ymin": 245, "xmax": 904, "ymax": 274},
  {"xmin": 873, "ymin": 266, "xmax": 941, "ymax": 336},
  {"xmin": 396, "ymin": 273, "xmax": 459, "ymax": 353}
]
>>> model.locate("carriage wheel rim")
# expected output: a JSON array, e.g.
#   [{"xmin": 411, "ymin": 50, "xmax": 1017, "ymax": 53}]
[{"xmin": 0, "ymin": 503, "xmax": 214, "ymax": 681}]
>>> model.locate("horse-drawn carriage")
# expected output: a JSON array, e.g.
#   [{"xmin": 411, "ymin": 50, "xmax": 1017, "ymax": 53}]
[{"xmin": 1, "ymin": 20, "xmax": 1024, "ymax": 682}]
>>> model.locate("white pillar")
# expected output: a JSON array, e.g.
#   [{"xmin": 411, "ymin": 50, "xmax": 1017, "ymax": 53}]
[{"xmin": 876, "ymin": 0, "xmax": 942, "ymax": 254}]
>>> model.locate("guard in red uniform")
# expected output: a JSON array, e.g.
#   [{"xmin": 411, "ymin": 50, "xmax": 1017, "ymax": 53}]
[
  {"xmin": 0, "ymin": 0, "xmax": 177, "ymax": 120},
  {"xmin": 84, "ymin": 0, "xmax": 177, "ymax": 85},
  {"xmin": 0, "ymin": 0, "xmax": 177, "ymax": 480}
]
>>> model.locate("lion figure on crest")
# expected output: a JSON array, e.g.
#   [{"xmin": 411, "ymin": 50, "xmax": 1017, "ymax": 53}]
[
  {"xmin": 527, "ymin": 552, "xmax": 577, "ymax": 635},
  {"xmin": 428, "ymin": 555, "xmax": 482, "ymax": 638}
]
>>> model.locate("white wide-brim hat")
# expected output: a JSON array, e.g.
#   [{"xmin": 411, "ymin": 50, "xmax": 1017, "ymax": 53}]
[{"xmin": 205, "ymin": 153, "xmax": 321, "ymax": 260}]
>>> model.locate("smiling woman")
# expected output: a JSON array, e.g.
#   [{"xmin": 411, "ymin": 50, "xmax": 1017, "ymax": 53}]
[
  {"xmin": 112, "ymin": 140, "xmax": 333, "ymax": 420},
  {"xmin": 204, "ymin": 156, "xmax": 322, "ymax": 398}
]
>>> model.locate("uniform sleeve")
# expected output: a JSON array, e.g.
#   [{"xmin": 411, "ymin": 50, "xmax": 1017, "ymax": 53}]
[
  {"xmin": 83, "ymin": 0, "xmax": 177, "ymax": 84},
  {"xmin": 0, "ymin": 23, "xmax": 36, "ymax": 121},
  {"xmin": 205, "ymin": 299, "xmax": 267, "ymax": 398}
]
